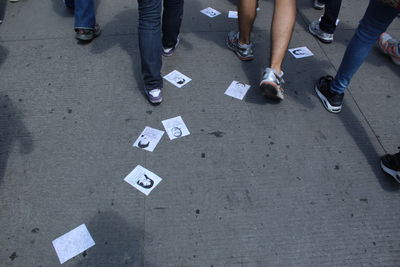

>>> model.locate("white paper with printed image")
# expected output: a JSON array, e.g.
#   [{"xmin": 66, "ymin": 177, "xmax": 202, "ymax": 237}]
[
  {"xmin": 163, "ymin": 70, "xmax": 192, "ymax": 88},
  {"xmin": 200, "ymin": 7, "xmax": 221, "ymax": 18},
  {"xmin": 133, "ymin": 127, "xmax": 164, "ymax": 152},
  {"xmin": 162, "ymin": 116, "xmax": 190, "ymax": 140},
  {"xmin": 52, "ymin": 224, "xmax": 95, "ymax": 264},
  {"xmin": 228, "ymin": 11, "xmax": 238, "ymax": 19},
  {"xmin": 224, "ymin": 81, "xmax": 251, "ymax": 100},
  {"xmin": 288, "ymin": 46, "xmax": 314, "ymax": 59},
  {"xmin": 124, "ymin": 165, "xmax": 162, "ymax": 196}
]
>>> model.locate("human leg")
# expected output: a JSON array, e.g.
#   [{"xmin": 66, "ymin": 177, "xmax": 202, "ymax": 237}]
[
  {"xmin": 238, "ymin": 0, "xmax": 257, "ymax": 45},
  {"xmin": 319, "ymin": 0, "xmax": 342, "ymax": 34},
  {"xmin": 226, "ymin": 0, "xmax": 257, "ymax": 60},
  {"xmin": 330, "ymin": 0, "xmax": 399, "ymax": 94},
  {"xmin": 269, "ymin": 0, "xmax": 296, "ymax": 73},
  {"xmin": 73, "ymin": 0, "xmax": 96, "ymax": 30},
  {"xmin": 315, "ymin": 0, "xmax": 398, "ymax": 113},
  {"xmin": 162, "ymin": 0, "xmax": 184, "ymax": 49},
  {"xmin": 138, "ymin": 0, "xmax": 163, "ymax": 103},
  {"xmin": 260, "ymin": 0, "xmax": 296, "ymax": 100}
]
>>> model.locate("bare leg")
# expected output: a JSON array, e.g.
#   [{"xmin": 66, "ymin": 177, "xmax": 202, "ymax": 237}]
[
  {"xmin": 238, "ymin": 0, "xmax": 257, "ymax": 45},
  {"xmin": 270, "ymin": 0, "xmax": 296, "ymax": 73}
]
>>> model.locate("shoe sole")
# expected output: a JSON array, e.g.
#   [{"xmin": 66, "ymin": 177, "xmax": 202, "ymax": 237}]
[
  {"xmin": 381, "ymin": 161, "xmax": 400, "ymax": 183},
  {"xmin": 226, "ymin": 38, "xmax": 254, "ymax": 61},
  {"xmin": 315, "ymin": 85, "xmax": 341, "ymax": 113},
  {"xmin": 308, "ymin": 24, "xmax": 333, "ymax": 44},
  {"xmin": 260, "ymin": 82, "xmax": 283, "ymax": 100}
]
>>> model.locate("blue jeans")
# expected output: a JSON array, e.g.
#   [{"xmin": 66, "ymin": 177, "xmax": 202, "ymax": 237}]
[
  {"xmin": 330, "ymin": 0, "xmax": 399, "ymax": 94},
  {"xmin": 64, "ymin": 0, "xmax": 96, "ymax": 30},
  {"xmin": 138, "ymin": 0, "xmax": 184, "ymax": 89}
]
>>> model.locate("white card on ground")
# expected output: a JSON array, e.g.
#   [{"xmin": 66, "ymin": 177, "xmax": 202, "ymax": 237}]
[
  {"xmin": 224, "ymin": 81, "xmax": 251, "ymax": 100},
  {"xmin": 200, "ymin": 7, "xmax": 221, "ymax": 18},
  {"xmin": 133, "ymin": 127, "xmax": 164, "ymax": 152},
  {"xmin": 163, "ymin": 70, "xmax": 192, "ymax": 88},
  {"xmin": 288, "ymin": 46, "xmax": 314, "ymax": 59},
  {"xmin": 52, "ymin": 224, "xmax": 95, "ymax": 264},
  {"xmin": 228, "ymin": 11, "xmax": 238, "ymax": 19},
  {"xmin": 124, "ymin": 165, "xmax": 162, "ymax": 196},
  {"xmin": 162, "ymin": 116, "xmax": 190, "ymax": 140}
]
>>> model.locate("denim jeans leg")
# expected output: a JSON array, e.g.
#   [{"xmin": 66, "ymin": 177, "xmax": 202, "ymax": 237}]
[
  {"xmin": 138, "ymin": 0, "xmax": 163, "ymax": 89},
  {"xmin": 162, "ymin": 0, "xmax": 184, "ymax": 48},
  {"xmin": 74, "ymin": 0, "xmax": 96, "ymax": 29},
  {"xmin": 330, "ymin": 0, "xmax": 398, "ymax": 94},
  {"xmin": 319, "ymin": 0, "xmax": 342, "ymax": 34}
]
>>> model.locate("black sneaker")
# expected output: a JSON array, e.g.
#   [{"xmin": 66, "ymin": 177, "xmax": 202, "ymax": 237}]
[
  {"xmin": 315, "ymin": 75, "xmax": 344, "ymax": 113},
  {"xmin": 381, "ymin": 149, "xmax": 400, "ymax": 183}
]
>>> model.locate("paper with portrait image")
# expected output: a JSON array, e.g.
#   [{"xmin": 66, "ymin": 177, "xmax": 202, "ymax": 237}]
[
  {"xmin": 52, "ymin": 224, "xmax": 95, "ymax": 264},
  {"xmin": 162, "ymin": 116, "xmax": 190, "ymax": 140},
  {"xmin": 133, "ymin": 126, "xmax": 164, "ymax": 152},
  {"xmin": 228, "ymin": 11, "xmax": 238, "ymax": 19},
  {"xmin": 224, "ymin": 81, "xmax": 251, "ymax": 100},
  {"xmin": 124, "ymin": 165, "xmax": 162, "ymax": 196},
  {"xmin": 163, "ymin": 70, "xmax": 192, "ymax": 88},
  {"xmin": 288, "ymin": 46, "xmax": 314, "ymax": 59},
  {"xmin": 200, "ymin": 7, "xmax": 221, "ymax": 18}
]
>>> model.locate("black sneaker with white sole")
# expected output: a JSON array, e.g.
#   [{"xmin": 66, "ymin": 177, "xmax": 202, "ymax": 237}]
[
  {"xmin": 315, "ymin": 75, "xmax": 344, "ymax": 113},
  {"xmin": 381, "ymin": 150, "xmax": 400, "ymax": 183}
]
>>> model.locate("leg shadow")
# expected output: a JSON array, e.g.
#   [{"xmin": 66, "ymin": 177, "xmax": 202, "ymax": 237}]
[
  {"xmin": 0, "ymin": 94, "xmax": 34, "ymax": 185},
  {"xmin": 73, "ymin": 211, "xmax": 144, "ymax": 267},
  {"xmin": 90, "ymin": 9, "xmax": 146, "ymax": 100},
  {"xmin": 339, "ymin": 100, "xmax": 399, "ymax": 191}
]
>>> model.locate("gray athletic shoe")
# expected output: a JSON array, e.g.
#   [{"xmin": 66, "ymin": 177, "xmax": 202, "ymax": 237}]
[
  {"xmin": 313, "ymin": 0, "xmax": 325, "ymax": 10},
  {"xmin": 226, "ymin": 31, "xmax": 254, "ymax": 61},
  {"xmin": 259, "ymin": 68, "xmax": 284, "ymax": 100},
  {"xmin": 309, "ymin": 20, "xmax": 333, "ymax": 43}
]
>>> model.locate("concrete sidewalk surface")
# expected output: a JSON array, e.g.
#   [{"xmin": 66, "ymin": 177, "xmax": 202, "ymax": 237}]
[{"xmin": 0, "ymin": 0, "xmax": 399, "ymax": 266}]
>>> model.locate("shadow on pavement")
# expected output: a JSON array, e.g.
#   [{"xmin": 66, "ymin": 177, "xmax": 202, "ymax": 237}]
[
  {"xmin": 90, "ymin": 8, "xmax": 146, "ymax": 101},
  {"xmin": 0, "ymin": 94, "xmax": 34, "ymax": 185},
  {"xmin": 0, "ymin": 0, "xmax": 6, "ymax": 23},
  {"xmin": 339, "ymin": 101, "xmax": 399, "ymax": 191},
  {"xmin": 74, "ymin": 211, "xmax": 144, "ymax": 267}
]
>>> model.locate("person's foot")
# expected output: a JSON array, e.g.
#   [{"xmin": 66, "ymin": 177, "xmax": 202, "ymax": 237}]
[
  {"xmin": 259, "ymin": 68, "xmax": 284, "ymax": 100},
  {"xmin": 226, "ymin": 31, "xmax": 254, "ymax": 61},
  {"xmin": 315, "ymin": 75, "xmax": 344, "ymax": 113},
  {"xmin": 163, "ymin": 36, "xmax": 180, "ymax": 57},
  {"xmin": 144, "ymin": 88, "xmax": 162, "ymax": 104},
  {"xmin": 75, "ymin": 24, "xmax": 101, "ymax": 42},
  {"xmin": 381, "ymin": 150, "xmax": 400, "ymax": 183},
  {"xmin": 9, "ymin": 0, "xmax": 19, "ymax": 2},
  {"xmin": 313, "ymin": 0, "xmax": 325, "ymax": 10},
  {"xmin": 378, "ymin": 32, "xmax": 400, "ymax": 65},
  {"xmin": 309, "ymin": 20, "xmax": 333, "ymax": 43}
]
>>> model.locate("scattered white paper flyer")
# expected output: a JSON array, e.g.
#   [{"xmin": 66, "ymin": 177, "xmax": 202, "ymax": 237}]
[
  {"xmin": 133, "ymin": 127, "xmax": 164, "ymax": 152},
  {"xmin": 52, "ymin": 224, "xmax": 95, "ymax": 264},
  {"xmin": 288, "ymin": 46, "xmax": 314, "ymax": 59},
  {"xmin": 224, "ymin": 81, "xmax": 251, "ymax": 100},
  {"xmin": 162, "ymin": 116, "xmax": 190, "ymax": 140},
  {"xmin": 200, "ymin": 7, "xmax": 221, "ymax": 18},
  {"xmin": 228, "ymin": 11, "xmax": 238, "ymax": 19},
  {"xmin": 124, "ymin": 165, "xmax": 162, "ymax": 196},
  {"xmin": 163, "ymin": 70, "xmax": 192, "ymax": 88}
]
